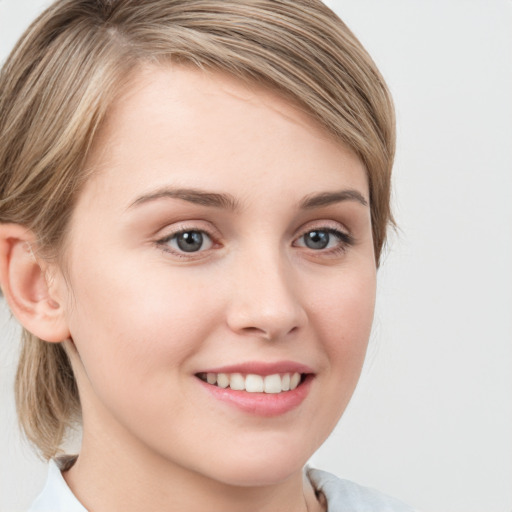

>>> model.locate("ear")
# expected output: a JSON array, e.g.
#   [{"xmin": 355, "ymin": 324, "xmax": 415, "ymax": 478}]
[{"xmin": 0, "ymin": 224, "xmax": 70, "ymax": 343}]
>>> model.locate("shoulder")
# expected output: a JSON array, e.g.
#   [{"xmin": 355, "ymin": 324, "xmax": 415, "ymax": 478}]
[
  {"xmin": 27, "ymin": 458, "xmax": 86, "ymax": 512},
  {"xmin": 307, "ymin": 467, "xmax": 419, "ymax": 512}
]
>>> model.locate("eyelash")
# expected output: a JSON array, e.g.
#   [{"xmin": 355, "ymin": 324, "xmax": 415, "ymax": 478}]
[
  {"xmin": 156, "ymin": 226, "xmax": 217, "ymax": 259},
  {"xmin": 155, "ymin": 225, "xmax": 354, "ymax": 259},
  {"xmin": 293, "ymin": 227, "xmax": 354, "ymax": 256}
]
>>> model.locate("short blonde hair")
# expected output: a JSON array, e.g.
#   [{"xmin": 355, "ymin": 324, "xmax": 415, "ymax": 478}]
[{"xmin": 0, "ymin": 0, "xmax": 395, "ymax": 459}]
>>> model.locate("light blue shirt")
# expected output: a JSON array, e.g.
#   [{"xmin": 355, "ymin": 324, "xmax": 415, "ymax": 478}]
[
  {"xmin": 29, "ymin": 461, "xmax": 418, "ymax": 511},
  {"xmin": 307, "ymin": 467, "xmax": 418, "ymax": 512}
]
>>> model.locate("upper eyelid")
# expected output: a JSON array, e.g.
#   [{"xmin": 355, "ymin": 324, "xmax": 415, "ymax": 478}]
[
  {"xmin": 156, "ymin": 221, "xmax": 220, "ymax": 240},
  {"xmin": 154, "ymin": 219, "xmax": 352, "ymax": 244},
  {"xmin": 294, "ymin": 228, "xmax": 353, "ymax": 245},
  {"xmin": 294, "ymin": 219, "xmax": 352, "ymax": 237},
  {"xmin": 159, "ymin": 229, "xmax": 213, "ymax": 243}
]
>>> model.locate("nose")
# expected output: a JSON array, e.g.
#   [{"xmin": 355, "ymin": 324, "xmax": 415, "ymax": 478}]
[{"xmin": 225, "ymin": 249, "xmax": 307, "ymax": 341}]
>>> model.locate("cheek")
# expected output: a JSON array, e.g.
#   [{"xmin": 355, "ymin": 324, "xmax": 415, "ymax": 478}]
[
  {"xmin": 63, "ymin": 267, "xmax": 225, "ymax": 446},
  {"xmin": 312, "ymin": 263, "xmax": 376, "ymax": 371},
  {"xmin": 293, "ymin": 263, "xmax": 376, "ymax": 449},
  {"xmin": 318, "ymin": 260, "xmax": 376, "ymax": 323},
  {"xmin": 63, "ymin": 254, "xmax": 221, "ymax": 394}
]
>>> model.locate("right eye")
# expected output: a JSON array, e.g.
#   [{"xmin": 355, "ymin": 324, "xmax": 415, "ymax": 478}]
[{"xmin": 160, "ymin": 230, "xmax": 214, "ymax": 254}]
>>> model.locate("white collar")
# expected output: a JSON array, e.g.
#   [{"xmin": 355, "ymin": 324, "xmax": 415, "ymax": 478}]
[
  {"xmin": 28, "ymin": 459, "xmax": 87, "ymax": 512},
  {"xmin": 28, "ymin": 461, "xmax": 414, "ymax": 512}
]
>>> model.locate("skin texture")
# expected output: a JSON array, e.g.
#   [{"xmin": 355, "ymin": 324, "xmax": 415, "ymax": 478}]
[{"xmin": 2, "ymin": 66, "xmax": 377, "ymax": 512}]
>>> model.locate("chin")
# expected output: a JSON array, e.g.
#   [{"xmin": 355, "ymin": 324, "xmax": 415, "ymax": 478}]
[{"xmin": 197, "ymin": 443, "xmax": 312, "ymax": 487}]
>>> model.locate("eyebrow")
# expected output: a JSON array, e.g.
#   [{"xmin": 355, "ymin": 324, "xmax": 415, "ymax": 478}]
[
  {"xmin": 128, "ymin": 186, "xmax": 368, "ymax": 212},
  {"xmin": 128, "ymin": 187, "xmax": 240, "ymax": 211},
  {"xmin": 299, "ymin": 189, "xmax": 368, "ymax": 209}
]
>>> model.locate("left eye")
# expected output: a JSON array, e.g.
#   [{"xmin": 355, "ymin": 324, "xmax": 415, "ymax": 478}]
[
  {"xmin": 165, "ymin": 230, "xmax": 213, "ymax": 253},
  {"xmin": 296, "ymin": 229, "xmax": 348, "ymax": 250}
]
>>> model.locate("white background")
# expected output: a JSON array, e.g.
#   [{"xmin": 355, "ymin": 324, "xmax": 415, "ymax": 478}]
[{"xmin": 1, "ymin": 1, "xmax": 511, "ymax": 511}]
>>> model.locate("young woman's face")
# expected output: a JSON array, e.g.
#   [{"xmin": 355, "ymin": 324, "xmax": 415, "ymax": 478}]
[{"xmin": 59, "ymin": 66, "xmax": 376, "ymax": 485}]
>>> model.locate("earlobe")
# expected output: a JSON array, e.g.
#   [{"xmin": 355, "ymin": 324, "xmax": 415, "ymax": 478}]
[{"xmin": 0, "ymin": 223, "xmax": 70, "ymax": 343}]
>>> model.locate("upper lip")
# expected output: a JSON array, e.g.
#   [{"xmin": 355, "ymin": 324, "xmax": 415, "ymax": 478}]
[{"xmin": 196, "ymin": 361, "xmax": 314, "ymax": 376}]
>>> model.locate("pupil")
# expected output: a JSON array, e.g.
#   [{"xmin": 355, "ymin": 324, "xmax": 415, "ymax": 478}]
[
  {"xmin": 305, "ymin": 230, "xmax": 329, "ymax": 250},
  {"xmin": 177, "ymin": 231, "xmax": 203, "ymax": 252}
]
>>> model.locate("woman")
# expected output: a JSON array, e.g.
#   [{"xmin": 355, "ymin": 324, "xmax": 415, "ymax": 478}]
[{"xmin": 0, "ymin": 1, "xmax": 415, "ymax": 510}]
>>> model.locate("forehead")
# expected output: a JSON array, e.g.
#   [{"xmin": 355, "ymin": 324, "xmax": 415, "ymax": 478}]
[
  {"xmin": 96, "ymin": 64, "xmax": 340, "ymax": 152},
  {"xmin": 80, "ymin": 64, "xmax": 367, "ymax": 210}
]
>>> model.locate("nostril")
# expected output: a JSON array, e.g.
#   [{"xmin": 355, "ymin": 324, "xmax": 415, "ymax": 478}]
[
  {"xmin": 242, "ymin": 326, "xmax": 272, "ymax": 339},
  {"xmin": 240, "ymin": 324, "xmax": 300, "ymax": 341}
]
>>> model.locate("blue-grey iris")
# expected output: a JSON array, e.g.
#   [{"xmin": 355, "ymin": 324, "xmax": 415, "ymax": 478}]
[
  {"xmin": 176, "ymin": 231, "xmax": 204, "ymax": 252},
  {"xmin": 304, "ymin": 230, "xmax": 329, "ymax": 250}
]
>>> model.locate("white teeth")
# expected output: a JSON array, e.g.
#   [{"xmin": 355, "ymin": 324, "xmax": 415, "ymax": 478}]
[
  {"xmin": 264, "ymin": 374, "xmax": 282, "ymax": 393},
  {"xmin": 281, "ymin": 373, "xmax": 291, "ymax": 391},
  {"xmin": 229, "ymin": 373, "xmax": 245, "ymax": 391},
  {"xmin": 217, "ymin": 373, "xmax": 229, "ymax": 388},
  {"xmin": 245, "ymin": 374, "xmax": 264, "ymax": 392},
  {"xmin": 200, "ymin": 371, "xmax": 304, "ymax": 393},
  {"xmin": 290, "ymin": 372, "xmax": 301, "ymax": 390}
]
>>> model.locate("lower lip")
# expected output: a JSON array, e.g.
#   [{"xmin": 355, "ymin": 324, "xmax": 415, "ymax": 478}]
[{"xmin": 197, "ymin": 375, "xmax": 313, "ymax": 417}]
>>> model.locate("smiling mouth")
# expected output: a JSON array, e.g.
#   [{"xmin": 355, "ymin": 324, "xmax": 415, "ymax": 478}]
[{"xmin": 196, "ymin": 372, "xmax": 306, "ymax": 394}]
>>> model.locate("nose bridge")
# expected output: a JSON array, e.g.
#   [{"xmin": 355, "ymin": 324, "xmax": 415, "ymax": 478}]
[{"xmin": 226, "ymin": 241, "xmax": 306, "ymax": 340}]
